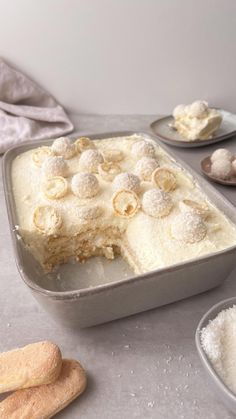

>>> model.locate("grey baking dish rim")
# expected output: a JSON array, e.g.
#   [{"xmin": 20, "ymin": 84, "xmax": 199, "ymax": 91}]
[
  {"xmin": 3, "ymin": 130, "xmax": 236, "ymax": 301},
  {"xmin": 195, "ymin": 297, "xmax": 236, "ymax": 405}
]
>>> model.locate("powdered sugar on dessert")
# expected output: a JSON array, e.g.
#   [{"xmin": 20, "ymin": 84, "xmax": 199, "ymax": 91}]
[{"xmin": 12, "ymin": 134, "xmax": 236, "ymax": 273}]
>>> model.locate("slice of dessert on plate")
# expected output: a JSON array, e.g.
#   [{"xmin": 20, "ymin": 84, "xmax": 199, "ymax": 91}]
[
  {"xmin": 172, "ymin": 100, "xmax": 222, "ymax": 141},
  {"xmin": 150, "ymin": 101, "xmax": 236, "ymax": 148}
]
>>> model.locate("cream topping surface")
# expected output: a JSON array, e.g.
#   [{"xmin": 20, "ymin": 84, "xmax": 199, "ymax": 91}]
[{"xmin": 12, "ymin": 134, "xmax": 236, "ymax": 273}]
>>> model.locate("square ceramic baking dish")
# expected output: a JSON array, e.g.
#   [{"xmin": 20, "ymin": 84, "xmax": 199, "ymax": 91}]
[
  {"xmin": 3, "ymin": 131, "xmax": 236, "ymax": 328},
  {"xmin": 195, "ymin": 297, "xmax": 236, "ymax": 414}
]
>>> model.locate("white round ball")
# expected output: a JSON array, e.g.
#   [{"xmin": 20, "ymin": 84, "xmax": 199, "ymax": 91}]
[
  {"xmin": 211, "ymin": 148, "xmax": 233, "ymax": 163},
  {"xmin": 42, "ymin": 156, "xmax": 69, "ymax": 178},
  {"xmin": 211, "ymin": 159, "xmax": 233, "ymax": 180},
  {"xmin": 173, "ymin": 104, "xmax": 186, "ymax": 119},
  {"xmin": 52, "ymin": 137, "xmax": 76, "ymax": 159},
  {"xmin": 131, "ymin": 140, "xmax": 155, "ymax": 159},
  {"xmin": 171, "ymin": 212, "xmax": 207, "ymax": 244},
  {"xmin": 188, "ymin": 100, "xmax": 208, "ymax": 118},
  {"xmin": 71, "ymin": 173, "xmax": 99, "ymax": 198},
  {"xmin": 79, "ymin": 149, "xmax": 104, "ymax": 173},
  {"xmin": 135, "ymin": 157, "xmax": 159, "ymax": 181},
  {"xmin": 142, "ymin": 188, "xmax": 173, "ymax": 218},
  {"xmin": 77, "ymin": 205, "xmax": 102, "ymax": 220},
  {"xmin": 232, "ymin": 159, "xmax": 236, "ymax": 175},
  {"xmin": 113, "ymin": 172, "xmax": 141, "ymax": 194}
]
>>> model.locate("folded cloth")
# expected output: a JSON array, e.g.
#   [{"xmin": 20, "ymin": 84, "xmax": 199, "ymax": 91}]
[{"xmin": 0, "ymin": 59, "xmax": 74, "ymax": 154}]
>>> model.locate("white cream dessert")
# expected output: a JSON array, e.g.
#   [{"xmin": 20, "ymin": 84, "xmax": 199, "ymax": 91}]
[
  {"xmin": 173, "ymin": 100, "xmax": 222, "ymax": 141},
  {"xmin": 12, "ymin": 135, "xmax": 236, "ymax": 274}
]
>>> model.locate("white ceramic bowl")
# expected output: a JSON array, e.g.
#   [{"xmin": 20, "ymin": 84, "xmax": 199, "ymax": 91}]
[{"xmin": 195, "ymin": 297, "xmax": 236, "ymax": 414}]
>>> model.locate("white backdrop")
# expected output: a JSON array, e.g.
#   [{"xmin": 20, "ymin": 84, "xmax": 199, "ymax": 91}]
[{"xmin": 0, "ymin": 0, "xmax": 235, "ymax": 114}]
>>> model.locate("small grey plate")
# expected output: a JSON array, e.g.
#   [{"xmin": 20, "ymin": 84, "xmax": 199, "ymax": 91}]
[
  {"xmin": 151, "ymin": 110, "xmax": 236, "ymax": 148},
  {"xmin": 195, "ymin": 297, "xmax": 236, "ymax": 414},
  {"xmin": 201, "ymin": 156, "xmax": 236, "ymax": 186}
]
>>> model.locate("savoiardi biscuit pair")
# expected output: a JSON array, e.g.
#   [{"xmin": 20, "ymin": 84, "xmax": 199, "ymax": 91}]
[{"xmin": 0, "ymin": 341, "xmax": 87, "ymax": 418}]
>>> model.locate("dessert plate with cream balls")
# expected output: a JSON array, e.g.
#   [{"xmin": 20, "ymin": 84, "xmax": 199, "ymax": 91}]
[
  {"xmin": 151, "ymin": 101, "xmax": 236, "ymax": 148},
  {"xmin": 201, "ymin": 147, "xmax": 236, "ymax": 186}
]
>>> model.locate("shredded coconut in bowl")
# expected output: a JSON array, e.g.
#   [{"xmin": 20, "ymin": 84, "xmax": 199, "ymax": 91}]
[{"xmin": 201, "ymin": 305, "xmax": 236, "ymax": 394}]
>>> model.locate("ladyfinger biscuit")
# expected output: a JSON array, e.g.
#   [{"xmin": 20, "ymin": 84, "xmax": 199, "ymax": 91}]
[
  {"xmin": 0, "ymin": 341, "xmax": 62, "ymax": 394},
  {"xmin": 0, "ymin": 359, "xmax": 87, "ymax": 419}
]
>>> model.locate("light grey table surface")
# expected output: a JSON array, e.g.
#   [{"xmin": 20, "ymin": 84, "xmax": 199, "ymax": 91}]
[{"xmin": 1, "ymin": 115, "xmax": 236, "ymax": 419}]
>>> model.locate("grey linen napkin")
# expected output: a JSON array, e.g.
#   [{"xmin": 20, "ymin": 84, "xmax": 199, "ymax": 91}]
[{"xmin": 0, "ymin": 59, "xmax": 74, "ymax": 153}]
